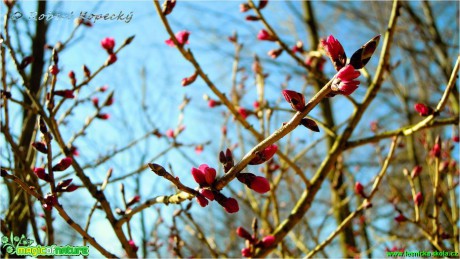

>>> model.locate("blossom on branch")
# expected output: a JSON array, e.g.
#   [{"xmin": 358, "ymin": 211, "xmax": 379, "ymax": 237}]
[
  {"xmin": 257, "ymin": 29, "xmax": 276, "ymax": 41},
  {"xmin": 331, "ymin": 65, "xmax": 361, "ymax": 96},
  {"xmin": 320, "ymin": 35, "xmax": 347, "ymax": 71},
  {"xmin": 165, "ymin": 30, "xmax": 190, "ymax": 47}
]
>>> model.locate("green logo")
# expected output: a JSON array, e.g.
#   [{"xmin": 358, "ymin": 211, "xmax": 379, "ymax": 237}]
[{"xmin": 1, "ymin": 233, "xmax": 89, "ymax": 257}]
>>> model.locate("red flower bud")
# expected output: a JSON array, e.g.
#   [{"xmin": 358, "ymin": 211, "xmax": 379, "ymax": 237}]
[
  {"xmin": 100, "ymin": 85, "xmax": 108, "ymax": 92},
  {"xmin": 354, "ymin": 182, "xmax": 365, "ymax": 197},
  {"xmin": 238, "ymin": 107, "xmax": 249, "ymax": 119},
  {"xmin": 162, "ymin": 0, "xmax": 176, "ymax": 15},
  {"xmin": 236, "ymin": 227, "xmax": 253, "ymax": 240},
  {"xmin": 249, "ymin": 144, "xmax": 278, "ymax": 165},
  {"xmin": 430, "ymin": 143, "xmax": 441, "ymax": 158},
  {"xmin": 106, "ymin": 54, "xmax": 117, "ymax": 65},
  {"xmin": 261, "ymin": 235, "xmax": 275, "ymax": 248},
  {"xmin": 181, "ymin": 71, "xmax": 198, "ymax": 87},
  {"xmin": 257, "ymin": 29, "xmax": 276, "ymax": 41},
  {"xmin": 54, "ymin": 90, "xmax": 75, "ymax": 99},
  {"xmin": 414, "ymin": 192, "xmax": 423, "ymax": 206},
  {"xmin": 92, "ymin": 97, "xmax": 99, "ymax": 107},
  {"xmin": 259, "ymin": 0, "xmax": 268, "ymax": 9},
  {"xmin": 240, "ymin": 3, "xmax": 250, "ymax": 12},
  {"xmin": 32, "ymin": 141, "xmax": 48, "ymax": 154},
  {"xmin": 292, "ymin": 41, "xmax": 304, "ymax": 53},
  {"xmin": 250, "ymin": 176, "xmax": 270, "ymax": 194},
  {"xmin": 453, "ymin": 135, "xmax": 459, "ymax": 143},
  {"xmin": 394, "ymin": 214, "xmax": 407, "ymax": 223},
  {"xmin": 195, "ymin": 145, "xmax": 204, "ymax": 154},
  {"xmin": 191, "ymin": 167, "xmax": 206, "ymax": 186},
  {"xmin": 49, "ymin": 65, "xmax": 60, "ymax": 75},
  {"xmin": 320, "ymin": 35, "xmax": 346, "ymax": 71},
  {"xmin": 199, "ymin": 189, "xmax": 214, "ymax": 201},
  {"xmin": 52, "ymin": 157, "xmax": 73, "ymax": 172},
  {"xmin": 83, "ymin": 65, "xmax": 91, "ymax": 77},
  {"xmin": 223, "ymin": 197, "xmax": 239, "ymax": 213},
  {"xmin": 410, "ymin": 165, "xmax": 422, "ymax": 179},
  {"xmin": 241, "ymin": 247, "xmax": 252, "ymax": 257},
  {"xmin": 253, "ymin": 101, "xmax": 260, "ymax": 109},
  {"xmin": 165, "ymin": 30, "xmax": 190, "ymax": 47},
  {"xmin": 245, "ymin": 15, "xmax": 260, "ymax": 21},
  {"xmin": 128, "ymin": 240, "xmax": 139, "ymax": 253},
  {"xmin": 282, "ymin": 90, "xmax": 305, "ymax": 112},
  {"xmin": 267, "ymin": 48, "xmax": 283, "ymax": 59},
  {"xmin": 97, "ymin": 113, "xmax": 110, "ymax": 120},
  {"xmin": 101, "ymin": 37, "xmax": 115, "ymax": 53},
  {"xmin": 126, "ymin": 195, "xmax": 141, "ymax": 207},
  {"xmin": 34, "ymin": 167, "xmax": 50, "ymax": 182},
  {"xmin": 19, "ymin": 56, "xmax": 34, "ymax": 69},
  {"xmin": 203, "ymin": 166, "xmax": 216, "ymax": 185},
  {"xmin": 196, "ymin": 195, "xmax": 209, "ymax": 207},
  {"xmin": 300, "ymin": 118, "xmax": 320, "ymax": 132},
  {"xmin": 414, "ymin": 103, "xmax": 433, "ymax": 116},
  {"xmin": 332, "ymin": 65, "xmax": 360, "ymax": 96}
]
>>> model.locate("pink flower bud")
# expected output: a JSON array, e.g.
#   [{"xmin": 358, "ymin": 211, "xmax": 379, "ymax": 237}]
[
  {"xmin": 162, "ymin": 0, "xmax": 176, "ymax": 15},
  {"xmin": 394, "ymin": 214, "xmax": 407, "ymax": 223},
  {"xmin": 282, "ymin": 90, "xmax": 305, "ymax": 112},
  {"xmin": 240, "ymin": 3, "xmax": 250, "ymax": 12},
  {"xmin": 34, "ymin": 167, "xmax": 50, "ymax": 182},
  {"xmin": 430, "ymin": 143, "xmax": 441, "ymax": 158},
  {"xmin": 100, "ymin": 85, "xmax": 108, "ymax": 92},
  {"xmin": 414, "ymin": 103, "xmax": 433, "ymax": 116},
  {"xmin": 54, "ymin": 90, "xmax": 75, "ymax": 99},
  {"xmin": 165, "ymin": 30, "xmax": 190, "ymax": 47},
  {"xmin": 97, "ymin": 113, "xmax": 110, "ymax": 120},
  {"xmin": 261, "ymin": 235, "xmax": 275, "ymax": 248},
  {"xmin": 52, "ymin": 157, "xmax": 73, "ymax": 171},
  {"xmin": 414, "ymin": 192, "xmax": 423, "ymax": 206},
  {"xmin": 370, "ymin": 121, "xmax": 379, "ymax": 132},
  {"xmin": 236, "ymin": 227, "xmax": 253, "ymax": 240},
  {"xmin": 101, "ymin": 37, "xmax": 115, "ymax": 53},
  {"xmin": 199, "ymin": 189, "xmax": 214, "ymax": 201},
  {"xmin": 249, "ymin": 144, "xmax": 278, "ymax": 165},
  {"xmin": 49, "ymin": 65, "xmax": 60, "ymax": 75},
  {"xmin": 250, "ymin": 176, "xmax": 270, "ymax": 194},
  {"xmin": 253, "ymin": 101, "xmax": 260, "ymax": 109},
  {"xmin": 300, "ymin": 118, "xmax": 320, "ymax": 132},
  {"xmin": 259, "ymin": 0, "xmax": 268, "ymax": 9},
  {"xmin": 208, "ymin": 99, "xmax": 218, "ymax": 108},
  {"xmin": 83, "ymin": 65, "xmax": 91, "ymax": 77},
  {"xmin": 128, "ymin": 240, "xmax": 139, "ymax": 252},
  {"xmin": 257, "ymin": 29, "xmax": 276, "ymax": 41},
  {"xmin": 195, "ymin": 145, "xmax": 204, "ymax": 154},
  {"xmin": 203, "ymin": 166, "xmax": 216, "ymax": 185},
  {"xmin": 238, "ymin": 107, "xmax": 249, "ymax": 119},
  {"xmin": 92, "ymin": 97, "xmax": 99, "ymax": 107},
  {"xmin": 166, "ymin": 129, "xmax": 174, "ymax": 138},
  {"xmin": 267, "ymin": 48, "xmax": 283, "ymax": 59},
  {"xmin": 245, "ymin": 15, "xmax": 261, "ymax": 21},
  {"xmin": 32, "ymin": 141, "xmax": 48, "ymax": 154},
  {"xmin": 223, "ymin": 197, "xmax": 239, "ymax": 213},
  {"xmin": 331, "ymin": 65, "xmax": 361, "ymax": 96},
  {"xmin": 292, "ymin": 41, "xmax": 304, "ymax": 53},
  {"xmin": 181, "ymin": 71, "xmax": 198, "ymax": 86},
  {"xmin": 320, "ymin": 35, "xmax": 347, "ymax": 71},
  {"xmin": 196, "ymin": 195, "xmax": 209, "ymax": 207},
  {"xmin": 241, "ymin": 247, "xmax": 252, "ymax": 257},
  {"xmin": 354, "ymin": 182, "xmax": 365, "ymax": 197},
  {"xmin": 43, "ymin": 193, "xmax": 58, "ymax": 211},
  {"xmin": 410, "ymin": 165, "xmax": 422, "ymax": 179},
  {"xmin": 19, "ymin": 56, "xmax": 34, "ymax": 69},
  {"xmin": 106, "ymin": 54, "xmax": 117, "ymax": 65},
  {"xmin": 191, "ymin": 167, "xmax": 206, "ymax": 185}
]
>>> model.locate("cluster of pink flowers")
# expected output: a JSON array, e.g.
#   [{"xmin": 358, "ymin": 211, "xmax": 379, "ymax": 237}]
[
  {"xmin": 191, "ymin": 164, "xmax": 239, "ymax": 213},
  {"xmin": 33, "ymin": 157, "xmax": 78, "ymax": 210},
  {"xmin": 320, "ymin": 34, "xmax": 380, "ymax": 96},
  {"xmin": 237, "ymin": 226, "xmax": 275, "ymax": 257}
]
